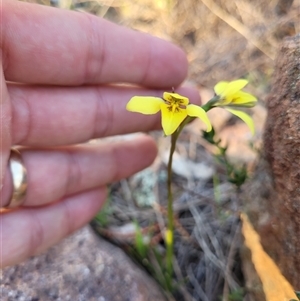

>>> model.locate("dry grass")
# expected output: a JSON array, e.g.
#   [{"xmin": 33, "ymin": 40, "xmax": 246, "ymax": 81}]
[
  {"xmin": 94, "ymin": 129, "xmax": 246, "ymax": 301},
  {"xmin": 97, "ymin": 0, "xmax": 299, "ymax": 93},
  {"xmin": 33, "ymin": 0, "xmax": 300, "ymax": 95}
]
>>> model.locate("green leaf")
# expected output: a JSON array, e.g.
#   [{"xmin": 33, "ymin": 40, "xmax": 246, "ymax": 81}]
[
  {"xmin": 202, "ymin": 126, "xmax": 216, "ymax": 144},
  {"xmin": 134, "ymin": 222, "xmax": 147, "ymax": 258},
  {"xmin": 93, "ymin": 190, "xmax": 111, "ymax": 227}
]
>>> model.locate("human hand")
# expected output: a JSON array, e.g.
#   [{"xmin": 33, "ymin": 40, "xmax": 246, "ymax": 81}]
[{"xmin": 0, "ymin": 0, "xmax": 200, "ymax": 267}]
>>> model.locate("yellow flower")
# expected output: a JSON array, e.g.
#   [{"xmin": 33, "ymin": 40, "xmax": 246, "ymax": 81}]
[
  {"xmin": 213, "ymin": 79, "xmax": 257, "ymax": 134},
  {"xmin": 214, "ymin": 79, "xmax": 257, "ymax": 107},
  {"xmin": 126, "ymin": 92, "xmax": 212, "ymax": 136}
]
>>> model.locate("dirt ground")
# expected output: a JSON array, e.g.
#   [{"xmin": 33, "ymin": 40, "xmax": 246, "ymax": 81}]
[{"xmin": 23, "ymin": 0, "xmax": 300, "ymax": 300}]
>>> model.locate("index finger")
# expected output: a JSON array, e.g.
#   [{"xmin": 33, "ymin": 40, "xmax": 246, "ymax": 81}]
[{"xmin": 2, "ymin": 0, "xmax": 188, "ymax": 88}]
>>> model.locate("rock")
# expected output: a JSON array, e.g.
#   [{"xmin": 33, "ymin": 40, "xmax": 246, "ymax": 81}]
[
  {"xmin": 1, "ymin": 226, "xmax": 166, "ymax": 301},
  {"xmin": 260, "ymin": 34, "xmax": 300, "ymax": 287},
  {"xmin": 242, "ymin": 34, "xmax": 300, "ymax": 298},
  {"xmin": 129, "ymin": 167, "xmax": 160, "ymax": 207}
]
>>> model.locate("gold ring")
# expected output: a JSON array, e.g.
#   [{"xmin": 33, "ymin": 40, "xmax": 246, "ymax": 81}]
[{"xmin": 5, "ymin": 148, "xmax": 27, "ymax": 208}]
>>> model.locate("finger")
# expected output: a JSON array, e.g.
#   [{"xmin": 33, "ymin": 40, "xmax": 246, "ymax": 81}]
[
  {"xmin": 0, "ymin": 61, "xmax": 12, "ymax": 199},
  {"xmin": 9, "ymin": 84, "xmax": 201, "ymax": 146},
  {"xmin": 3, "ymin": 0, "xmax": 187, "ymax": 87},
  {"xmin": 1, "ymin": 188, "xmax": 106, "ymax": 267},
  {"xmin": 2, "ymin": 135, "xmax": 157, "ymax": 207}
]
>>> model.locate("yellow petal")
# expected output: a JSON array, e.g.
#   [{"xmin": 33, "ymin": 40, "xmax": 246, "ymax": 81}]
[
  {"xmin": 126, "ymin": 96, "xmax": 163, "ymax": 114},
  {"xmin": 163, "ymin": 92, "xmax": 189, "ymax": 106},
  {"xmin": 226, "ymin": 108, "xmax": 255, "ymax": 135},
  {"xmin": 214, "ymin": 81, "xmax": 229, "ymax": 95},
  {"xmin": 230, "ymin": 91, "xmax": 257, "ymax": 106},
  {"xmin": 215, "ymin": 79, "xmax": 248, "ymax": 97},
  {"xmin": 186, "ymin": 104, "xmax": 212, "ymax": 132},
  {"xmin": 223, "ymin": 79, "xmax": 248, "ymax": 96},
  {"xmin": 160, "ymin": 103, "xmax": 187, "ymax": 135}
]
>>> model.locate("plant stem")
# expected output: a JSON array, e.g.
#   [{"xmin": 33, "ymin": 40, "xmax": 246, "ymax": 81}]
[
  {"xmin": 165, "ymin": 118, "xmax": 192, "ymax": 289},
  {"xmin": 165, "ymin": 133, "xmax": 176, "ymax": 289},
  {"xmin": 165, "ymin": 103, "xmax": 214, "ymax": 289}
]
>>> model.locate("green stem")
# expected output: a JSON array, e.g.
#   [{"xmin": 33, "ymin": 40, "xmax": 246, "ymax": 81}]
[
  {"xmin": 166, "ymin": 134, "xmax": 176, "ymax": 285},
  {"xmin": 202, "ymin": 96, "xmax": 219, "ymax": 112},
  {"xmin": 164, "ymin": 100, "xmax": 215, "ymax": 289}
]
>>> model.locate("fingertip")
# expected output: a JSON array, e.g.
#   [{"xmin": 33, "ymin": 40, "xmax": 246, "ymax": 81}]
[
  {"xmin": 142, "ymin": 134, "xmax": 158, "ymax": 161},
  {"xmin": 177, "ymin": 86, "xmax": 202, "ymax": 106},
  {"xmin": 166, "ymin": 43, "xmax": 189, "ymax": 85},
  {"xmin": 113, "ymin": 134, "xmax": 158, "ymax": 179},
  {"xmin": 145, "ymin": 37, "xmax": 188, "ymax": 88},
  {"xmin": 129, "ymin": 134, "xmax": 158, "ymax": 165}
]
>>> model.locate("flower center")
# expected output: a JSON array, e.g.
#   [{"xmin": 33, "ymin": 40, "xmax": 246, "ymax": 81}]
[{"xmin": 164, "ymin": 96, "xmax": 186, "ymax": 113}]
